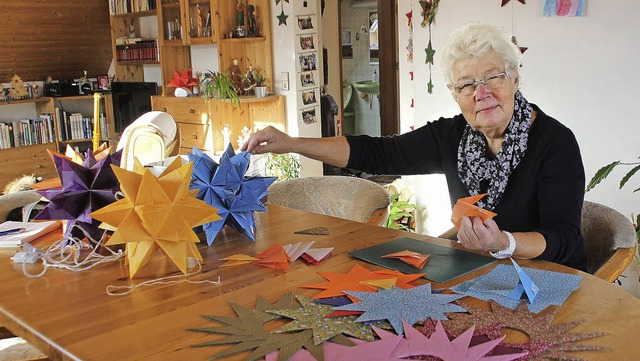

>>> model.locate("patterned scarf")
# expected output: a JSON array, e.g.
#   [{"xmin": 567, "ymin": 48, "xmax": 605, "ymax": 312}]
[{"xmin": 457, "ymin": 90, "xmax": 533, "ymax": 210}]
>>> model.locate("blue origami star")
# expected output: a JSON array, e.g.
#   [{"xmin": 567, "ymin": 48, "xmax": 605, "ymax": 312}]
[
  {"xmin": 34, "ymin": 148, "xmax": 122, "ymax": 242},
  {"xmin": 336, "ymin": 283, "xmax": 466, "ymax": 335},
  {"xmin": 188, "ymin": 145, "xmax": 276, "ymax": 244}
]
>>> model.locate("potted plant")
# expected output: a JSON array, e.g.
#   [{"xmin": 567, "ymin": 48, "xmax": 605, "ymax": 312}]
[
  {"xmin": 252, "ymin": 68, "xmax": 268, "ymax": 98},
  {"xmin": 265, "ymin": 153, "xmax": 300, "ymax": 181},
  {"xmin": 200, "ymin": 69, "xmax": 240, "ymax": 109}
]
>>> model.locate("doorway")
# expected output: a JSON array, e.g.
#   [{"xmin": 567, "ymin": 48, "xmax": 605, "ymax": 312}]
[{"xmin": 336, "ymin": 0, "xmax": 398, "ymax": 137}]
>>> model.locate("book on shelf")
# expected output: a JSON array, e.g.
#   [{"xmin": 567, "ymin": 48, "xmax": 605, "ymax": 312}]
[
  {"xmin": 115, "ymin": 39, "xmax": 159, "ymax": 63},
  {"xmin": 109, "ymin": 0, "xmax": 157, "ymax": 16},
  {"xmin": 0, "ymin": 113, "xmax": 55, "ymax": 149},
  {"xmin": 0, "ymin": 220, "xmax": 61, "ymax": 248}
]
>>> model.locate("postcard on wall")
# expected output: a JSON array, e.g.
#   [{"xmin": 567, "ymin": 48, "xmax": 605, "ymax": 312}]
[
  {"xmin": 342, "ymin": 29, "xmax": 352, "ymax": 45},
  {"xmin": 543, "ymin": 0, "xmax": 586, "ymax": 16},
  {"xmin": 298, "ymin": 70, "xmax": 319, "ymax": 88},
  {"xmin": 297, "ymin": 33, "xmax": 318, "ymax": 53},
  {"xmin": 293, "ymin": 0, "xmax": 317, "ymax": 16},
  {"xmin": 299, "ymin": 87, "xmax": 319, "ymax": 107},
  {"xmin": 300, "ymin": 106, "xmax": 319, "ymax": 125},
  {"xmin": 297, "ymin": 53, "xmax": 318, "ymax": 72},
  {"xmin": 296, "ymin": 15, "xmax": 317, "ymax": 34}
]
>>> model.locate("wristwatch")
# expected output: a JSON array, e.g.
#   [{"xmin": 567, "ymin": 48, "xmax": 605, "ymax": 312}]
[{"xmin": 490, "ymin": 231, "xmax": 516, "ymax": 259}]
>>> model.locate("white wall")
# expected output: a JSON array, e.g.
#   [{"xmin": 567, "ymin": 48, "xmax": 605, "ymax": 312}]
[{"xmin": 398, "ymin": 0, "xmax": 640, "ymax": 235}]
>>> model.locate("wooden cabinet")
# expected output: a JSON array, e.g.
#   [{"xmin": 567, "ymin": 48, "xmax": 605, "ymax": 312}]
[
  {"xmin": 109, "ymin": 10, "xmax": 160, "ymax": 82},
  {"xmin": 151, "ymin": 94, "xmax": 285, "ymax": 154}
]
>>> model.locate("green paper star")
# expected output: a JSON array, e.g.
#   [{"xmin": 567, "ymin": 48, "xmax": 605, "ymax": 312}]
[
  {"xmin": 277, "ymin": 9, "xmax": 289, "ymax": 26},
  {"xmin": 268, "ymin": 295, "xmax": 375, "ymax": 345},
  {"xmin": 425, "ymin": 40, "xmax": 435, "ymax": 65},
  {"xmin": 428, "ymin": 78, "xmax": 434, "ymax": 94}
]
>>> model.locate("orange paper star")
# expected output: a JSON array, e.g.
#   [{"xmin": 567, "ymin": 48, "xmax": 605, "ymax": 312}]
[
  {"xmin": 168, "ymin": 68, "xmax": 199, "ymax": 91},
  {"xmin": 90, "ymin": 158, "xmax": 220, "ymax": 278},
  {"xmin": 451, "ymin": 194, "xmax": 497, "ymax": 229},
  {"xmin": 382, "ymin": 250, "xmax": 430, "ymax": 269}
]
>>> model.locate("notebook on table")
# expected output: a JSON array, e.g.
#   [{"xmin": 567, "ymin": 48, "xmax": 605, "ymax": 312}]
[{"xmin": 0, "ymin": 221, "xmax": 61, "ymax": 248}]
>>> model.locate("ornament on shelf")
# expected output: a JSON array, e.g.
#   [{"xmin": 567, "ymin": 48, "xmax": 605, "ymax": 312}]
[
  {"xmin": 221, "ymin": 124, "xmax": 231, "ymax": 147},
  {"xmin": 9, "ymin": 74, "xmax": 28, "ymax": 99},
  {"xmin": 168, "ymin": 68, "xmax": 199, "ymax": 93},
  {"xmin": 237, "ymin": 126, "xmax": 251, "ymax": 149}
]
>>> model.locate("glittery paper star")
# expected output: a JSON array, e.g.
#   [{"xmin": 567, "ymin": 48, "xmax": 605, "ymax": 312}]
[
  {"xmin": 277, "ymin": 9, "xmax": 289, "ymax": 26},
  {"xmin": 188, "ymin": 145, "xmax": 275, "ymax": 244},
  {"xmin": 425, "ymin": 40, "xmax": 435, "ymax": 65},
  {"xmin": 337, "ymin": 284, "xmax": 465, "ymax": 335},
  {"xmin": 444, "ymin": 300, "xmax": 607, "ymax": 360},
  {"xmin": 188, "ymin": 292, "xmax": 327, "ymax": 361},
  {"xmin": 300, "ymin": 264, "xmax": 423, "ymax": 301},
  {"xmin": 268, "ymin": 295, "xmax": 376, "ymax": 345},
  {"xmin": 89, "ymin": 158, "xmax": 220, "ymax": 278},
  {"xmin": 427, "ymin": 78, "xmax": 434, "ymax": 94},
  {"xmin": 324, "ymin": 326, "xmax": 404, "ymax": 361},
  {"xmin": 502, "ymin": 0, "xmax": 526, "ymax": 6},
  {"xmin": 35, "ymin": 148, "xmax": 121, "ymax": 242},
  {"xmin": 418, "ymin": 0, "xmax": 440, "ymax": 27},
  {"xmin": 167, "ymin": 68, "xmax": 198, "ymax": 91}
]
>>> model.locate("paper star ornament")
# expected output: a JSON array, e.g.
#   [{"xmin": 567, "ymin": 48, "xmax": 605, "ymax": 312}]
[
  {"xmin": 277, "ymin": 9, "xmax": 289, "ymax": 25},
  {"xmin": 444, "ymin": 300, "xmax": 606, "ymax": 360},
  {"xmin": 89, "ymin": 158, "xmax": 220, "ymax": 278},
  {"xmin": 269, "ymin": 295, "xmax": 376, "ymax": 346},
  {"xmin": 451, "ymin": 194, "xmax": 497, "ymax": 229},
  {"xmin": 300, "ymin": 264, "xmax": 423, "ymax": 301},
  {"xmin": 167, "ymin": 68, "xmax": 198, "ymax": 91},
  {"xmin": 188, "ymin": 145, "xmax": 276, "ymax": 244},
  {"xmin": 382, "ymin": 250, "xmax": 430, "ymax": 269},
  {"xmin": 502, "ymin": 0, "xmax": 525, "ymax": 6},
  {"xmin": 425, "ymin": 40, "xmax": 436, "ymax": 65},
  {"xmin": 34, "ymin": 147, "xmax": 122, "ymax": 242},
  {"xmin": 336, "ymin": 284, "xmax": 465, "ymax": 335}
]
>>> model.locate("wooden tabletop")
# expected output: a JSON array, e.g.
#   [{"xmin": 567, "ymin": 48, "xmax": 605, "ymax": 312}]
[{"xmin": 1, "ymin": 205, "xmax": 639, "ymax": 360}]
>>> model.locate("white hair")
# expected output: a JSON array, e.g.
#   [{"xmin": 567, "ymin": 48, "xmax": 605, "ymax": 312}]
[{"xmin": 441, "ymin": 22, "xmax": 522, "ymax": 85}]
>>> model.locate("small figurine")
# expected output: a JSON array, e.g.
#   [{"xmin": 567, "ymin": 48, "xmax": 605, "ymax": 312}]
[
  {"xmin": 221, "ymin": 124, "xmax": 231, "ymax": 148},
  {"xmin": 236, "ymin": 0, "xmax": 245, "ymax": 27},
  {"xmin": 243, "ymin": 65, "xmax": 256, "ymax": 94},
  {"xmin": 247, "ymin": 5, "xmax": 257, "ymax": 37},
  {"xmin": 237, "ymin": 126, "xmax": 251, "ymax": 149},
  {"xmin": 230, "ymin": 59, "xmax": 243, "ymax": 92}
]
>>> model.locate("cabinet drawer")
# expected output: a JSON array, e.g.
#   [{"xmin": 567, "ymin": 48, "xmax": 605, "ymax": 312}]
[
  {"xmin": 178, "ymin": 122, "xmax": 213, "ymax": 152},
  {"xmin": 152, "ymin": 97, "xmax": 206, "ymax": 124}
]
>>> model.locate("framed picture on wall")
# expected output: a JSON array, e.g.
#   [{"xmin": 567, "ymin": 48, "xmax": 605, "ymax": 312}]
[
  {"xmin": 299, "ymin": 71, "xmax": 318, "ymax": 88},
  {"xmin": 341, "ymin": 29, "xmax": 352, "ymax": 45},
  {"xmin": 299, "ymin": 87, "xmax": 319, "ymax": 106},
  {"xmin": 97, "ymin": 75, "xmax": 110, "ymax": 90},
  {"xmin": 296, "ymin": 15, "xmax": 316, "ymax": 34},
  {"xmin": 297, "ymin": 53, "xmax": 317, "ymax": 72},
  {"xmin": 297, "ymin": 33, "xmax": 317, "ymax": 52},
  {"xmin": 300, "ymin": 107, "xmax": 318, "ymax": 125}
]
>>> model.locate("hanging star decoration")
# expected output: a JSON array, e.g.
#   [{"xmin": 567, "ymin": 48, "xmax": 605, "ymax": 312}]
[
  {"xmin": 300, "ymin": 264, "xmax": 423, "ymax": 301},
  {"xmin": 89, "ymin": 157, "xmax": 220, "ymax": 278},
  {"xmin": 188, "ymin": 145, "xmax": 276, "ymax": 244},
  {"xmin": 511, "ymin": 35, "xmax": 528, "ymax": 56},
  {"xmin": 443, "ymin": 300, "xmax": 607, "ymax": 360},
  {"xmin": 425, "ymin": 41, "xmax": 435, "ymax": 65},
  {"xmin": 502, "ymin": 0, "xmax": 526, "ymax": 6},
  {"xmin": 335, "ymin": 283, "xmax": 465, "ymax": 335},
  {"xmin": 268, "ymin": 294, "xmax": 377, "ymax": 346},
  {"xmin": 34, "ymin": 145, "xmax": 122, "ymax": 242},
  {"xmin": 405, "ymin": 6, "xmax": 413, "ymax": 63},
  {"xmin": 418, "ymin": 0, "xmax": 440, "ymax": 28},
  {"xmin": 275, "ymin": 0, "xmax": 289, "ymax": 26},
  {"xmin": 167, "ymin": 68, "xmax": 199, "ymax": 91},
  {"xmin": 187, "ymin": 292, "xmax": 330, "ymax": 361}
]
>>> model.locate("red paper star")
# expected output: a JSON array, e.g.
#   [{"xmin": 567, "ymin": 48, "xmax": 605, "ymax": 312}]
[
  {"xmin": 501, "ymin": 0, "xmax": 525, "ymax": 6},
  {"xmin": 406, "ymin": 10, "xmax": 412, "ymax": 27},
  {"xmin": 168, "ymin": 68, "xmax": 198, "ymax": 91},
  {"xmin": 409, "ymin": 71, "xmax": 414, "ymax": 81}
]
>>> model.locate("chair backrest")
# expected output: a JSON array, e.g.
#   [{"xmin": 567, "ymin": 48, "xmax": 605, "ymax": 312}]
[
  {"xmin": 266, "ymin": 176, "xmax": 390, "ymax": 225},
  {"xmin": 582, "ymin": 201, "xmax": 637, "ymax": 276}
]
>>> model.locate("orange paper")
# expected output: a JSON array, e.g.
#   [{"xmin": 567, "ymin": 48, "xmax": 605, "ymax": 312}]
[
  {"xmin": 382, "ymin": 250, "xmax": 430, "ymax": 269},
  {"xmin": 254, "ymin": 244, "xmax": 291, "ymax": 270},
  {"xmin": 450, "ymin": 194, "xmax": 497, "ymax": 229}
]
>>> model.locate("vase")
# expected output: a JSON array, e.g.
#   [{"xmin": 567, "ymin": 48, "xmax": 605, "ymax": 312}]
[{"xmin": 254, "ymin": 86, "xmax": 267, "ymax": 98}]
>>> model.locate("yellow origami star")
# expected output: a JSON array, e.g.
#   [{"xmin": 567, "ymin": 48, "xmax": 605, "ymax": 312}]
[{"xmin": 90, "ymin": 157, "xmax": 220, "ymax": 278}]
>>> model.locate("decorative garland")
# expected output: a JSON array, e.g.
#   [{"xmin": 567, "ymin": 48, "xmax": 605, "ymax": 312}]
[
  {"xmin": 275, "ymin": 0, "xmax": 289, "ymax": 26},
  {"xmin": 419, "ymin": 0, "xmax": 439, "ymax": 94}
]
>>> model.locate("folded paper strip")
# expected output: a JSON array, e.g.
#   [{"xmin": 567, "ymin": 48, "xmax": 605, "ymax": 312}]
[{"xmin": 451, "ymin": 194, "xmax": 497, "ymax": 229}]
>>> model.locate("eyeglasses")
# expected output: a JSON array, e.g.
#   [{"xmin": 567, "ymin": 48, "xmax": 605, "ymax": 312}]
[{"xmin": 452, "ymin": 72, "xmax": 510, "ymax": 97}]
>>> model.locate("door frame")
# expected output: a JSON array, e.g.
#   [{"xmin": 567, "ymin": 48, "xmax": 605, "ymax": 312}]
[{"xmin": 377, "ymin": 0, "xmax": 399, "ymax": 136}]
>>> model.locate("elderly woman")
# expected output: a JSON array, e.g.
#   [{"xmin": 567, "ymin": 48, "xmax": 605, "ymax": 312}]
[{"xmin": 242, "ymin": 22, "xmax": 587, "ymax": 270}]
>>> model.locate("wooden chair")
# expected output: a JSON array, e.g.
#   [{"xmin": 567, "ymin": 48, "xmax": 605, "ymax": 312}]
[
  {"xmin": 266, "ymin": 176, "xmax": 390, "ymax": 226},
  {"xmin": 437, "ymin": 200, "xmax": 637, "ymax": 283}
]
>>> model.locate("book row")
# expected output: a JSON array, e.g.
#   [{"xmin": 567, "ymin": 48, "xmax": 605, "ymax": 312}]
[
  {"xmin": 109, "ymin": 0, "xmax": 157, "ymax": 15},
  {"xmin": 55, "ymin": 108, "xmax": 109, "ymax": 142},
  {"xmin": 115, "ymin": 40, "xmax": 160, "ymax": 63},
  {"xmin": 0, "ymin": 114, "xmax": 55, "ymax": 149}
]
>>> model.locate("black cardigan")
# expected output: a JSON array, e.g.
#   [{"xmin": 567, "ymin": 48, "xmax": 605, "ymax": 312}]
[{"xmin": 346, "ymin": 104, "xmax": 587, "ymax": 270}]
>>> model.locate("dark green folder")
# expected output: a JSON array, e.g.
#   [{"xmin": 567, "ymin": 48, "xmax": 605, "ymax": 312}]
[{"xmin": 349, "ymin": 237, "xmax": 495, "ymax": 284}]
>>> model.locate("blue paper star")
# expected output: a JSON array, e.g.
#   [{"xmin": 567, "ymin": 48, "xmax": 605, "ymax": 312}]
[
  {"xmin": 35, "ymin": 149, "xmax": 121, "ymax": 242},
  {"xmin": 188, "ymin": 145, "xmax": 276, "ymax": 244},
  {"xmin": 337, "ymin": 284, "xmax": 465, "ymax": 335}
]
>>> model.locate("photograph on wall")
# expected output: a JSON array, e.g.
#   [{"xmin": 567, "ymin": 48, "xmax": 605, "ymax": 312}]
[
  {"xmin": 341, "ymin": 29, "xmax": 352, "ymax": 45},
  {"xmin": 299, "ymin": 71, "xmax": 318, "ymax": 88},
  {"xmin": 543, "ymin": 0, "xmax": 586, "ymax": 16},
  {"xmin": 300, "ymin": 107, "xmax": 318, "ymax": 125},
  {"xmin": 298, "ymin": 53, "xmax": 317, "ymax": 72},
  {"xmin": 299, "ymin": 88, "xmax": 318, "ymax": 106},
  {"xmin": 297, "ymin": 34, "xmax": 317, "ymax": 52},
  {"xmin": 97, "ymin": 75, "xmax": 110, "ymax": 90},
  {"xmin": 296, "ymin": 15, "xmax": 316, "ymax": 34}
]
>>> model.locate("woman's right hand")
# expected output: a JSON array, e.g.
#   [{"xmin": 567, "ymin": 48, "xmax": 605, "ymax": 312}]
[{"xmin": 241, "ymin": 126, "xmax": 292, "ymax": 155}]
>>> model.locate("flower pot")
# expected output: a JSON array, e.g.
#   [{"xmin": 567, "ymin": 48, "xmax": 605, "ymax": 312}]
[{"xmin": 254, "ymin": 86, "xmax": 267, "ymax": 98}]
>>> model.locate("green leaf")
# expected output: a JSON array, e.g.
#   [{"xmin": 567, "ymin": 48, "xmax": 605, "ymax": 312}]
[
  {"xmin": 620, "ymin": 164, "xmax": 640, "ymax": 189},
  {"xmin": 586, "ymin": 161, "xmax": 620, "ymax": 192}
]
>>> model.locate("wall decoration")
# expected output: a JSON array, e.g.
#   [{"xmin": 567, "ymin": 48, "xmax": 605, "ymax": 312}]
[
  {"xmin": 405, "ymin": 7, "xmax": 413, "ymax": 63},
  {"xmin": 297, "ymin": 53, "xmax": 317, "ymax": 72},
  {"xmin": 299, "ymin": 71, "xmax": 317, "ymax": 88},
  {"xmin": 296, "ymin": 15, "xmax": 316, "ymax": 33},
  {"xmin": 418, "ymin": 0, "xmax": 440, "ymax": 28},
  {"xmin": 300, "ymin": 107, "xmax": 318, "ymax": 125},
  {"xmin": 299, "ymin": 88, "xmax": 318, "ymax": 106},
  {"xmin": 275, "ymin": 0, "xmax": 289, "ymax": 26},
  {"xmin": 544, "ymin": 0, "xmax": 585, "ymax": 16},
  {"xmin": 297, "ymin": 33, "xmax": 317, "ymax": 52},
  {"xmin": 501, "ymin": 0, "xmax": 525, "ymax": 6},
  {"xmin": 341, "ymin": 29, "xmax": 352, "ymax": 45}
]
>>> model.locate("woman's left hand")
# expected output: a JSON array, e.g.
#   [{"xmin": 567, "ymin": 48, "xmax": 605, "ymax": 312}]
[{"xmin": 456, "ymin": 216, "xmax": 508, "ymax": 252}]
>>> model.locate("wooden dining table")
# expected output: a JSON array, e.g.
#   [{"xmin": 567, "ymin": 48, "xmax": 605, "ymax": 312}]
[{"xmin": 0, "ymin": 204, "xmax": 639, "ymax": 360}]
